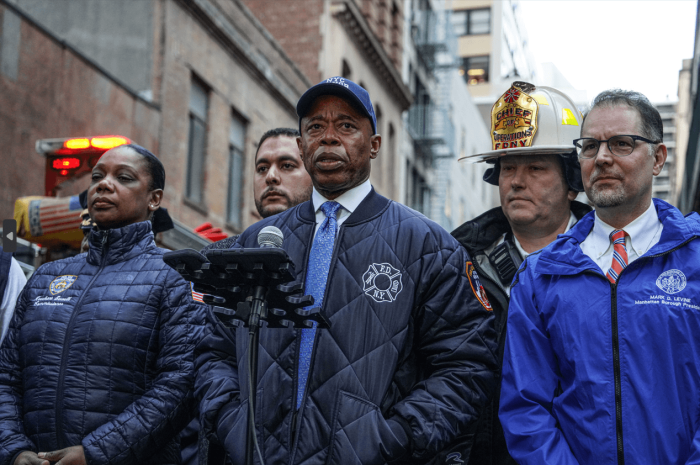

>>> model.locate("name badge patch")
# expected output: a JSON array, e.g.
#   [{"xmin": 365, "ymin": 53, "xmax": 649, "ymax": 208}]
[
  {"xmin": 656, "ymin": 269, "xmax": 686, "ymax": 294},
  {"xmin": 49, "ymin": 275, "xmax": 77, "ymax": 295}
]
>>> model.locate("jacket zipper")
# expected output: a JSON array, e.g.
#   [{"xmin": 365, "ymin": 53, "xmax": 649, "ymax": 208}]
[
  {"xmin": 54, "ymin": 233, "xmax": 109, "ymax": 448},
  {"xmin": 595, "ymin": 235, "xmax": 697, "ymax": 465},
  {"xmin": 609, "ymin": 281, "xmax": 624, "ymax": 465}
]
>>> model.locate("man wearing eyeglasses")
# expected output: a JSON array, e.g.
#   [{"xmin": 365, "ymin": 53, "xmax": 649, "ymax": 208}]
[{"xmin": 499, "ymin": 89, "xmax": 700, "ymax": 464}]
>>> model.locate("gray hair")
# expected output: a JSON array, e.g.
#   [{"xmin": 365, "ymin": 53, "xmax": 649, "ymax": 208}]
[{"xmin": 583, "ymin": 89, "xmax": 663, "ymax": 144}]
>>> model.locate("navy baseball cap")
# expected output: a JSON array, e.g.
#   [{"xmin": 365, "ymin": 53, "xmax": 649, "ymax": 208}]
[{"xmin": 296, "ymin": 77, "xmax": 377, "ymax": 135}]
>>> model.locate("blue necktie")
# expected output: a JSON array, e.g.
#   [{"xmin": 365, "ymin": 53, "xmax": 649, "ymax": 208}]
[{"xmin": 297, "ymin": 201, "xmax": 341, "ymax": 409}]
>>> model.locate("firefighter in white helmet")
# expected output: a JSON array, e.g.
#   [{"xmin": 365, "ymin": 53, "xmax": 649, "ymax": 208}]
[{"xmin": 447, "ymin": 82, "xmax": 592, "ymax": 465}]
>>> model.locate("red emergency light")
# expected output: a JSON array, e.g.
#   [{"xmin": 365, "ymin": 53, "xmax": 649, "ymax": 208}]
[
  {"xmin": 51, "ymin": 157, "xmax": 81, "ymax": 171},
  {"xmin": 55, "ymin": 136, "xmax": 130, "ymax": 155},
  {"xmin": 36, "ymin": 135, "xmax": 133, "ymax": 196},
  {"xmin": 64, "ymin": 138, "xmax": 90, "ymax": 150},
  {"xmin": 90, "ymin": 136, "xmax": 129, "ymax": 149}
]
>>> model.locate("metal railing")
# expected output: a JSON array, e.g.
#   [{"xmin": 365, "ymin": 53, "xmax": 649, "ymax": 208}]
[
  {"xmin": 407, "ymin": 103, "xmax": 456, "ymax": 158},
  {"xmin": 412, "ymin": 9, "xmax": 458, "ymax": 70}
]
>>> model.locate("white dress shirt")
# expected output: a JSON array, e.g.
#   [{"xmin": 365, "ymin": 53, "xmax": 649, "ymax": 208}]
[
  {"xmin": 311, "ymin": 179, "xmax": 372, "ymax": 237},
  {"xmin": 580, "ymin": 201, "xmax": 663, "ymax": 273}
]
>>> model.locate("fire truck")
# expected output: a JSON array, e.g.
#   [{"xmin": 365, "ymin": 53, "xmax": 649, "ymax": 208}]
[{"xmin": 10, "ymin": 135, "xmax": 223, "ymax": 276}]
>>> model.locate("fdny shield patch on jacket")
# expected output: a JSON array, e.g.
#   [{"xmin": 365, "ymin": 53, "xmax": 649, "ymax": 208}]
[
  {"xmin": 362, "ymin": 263, "xmax": 403, "ymax": 303},
  {"xmin": 466, "ymin": 262, "xmax": 492, "ymax": 311},
  {"xmin": 50, "ymin": 275, "xmax": 77, "ymax": 295}
]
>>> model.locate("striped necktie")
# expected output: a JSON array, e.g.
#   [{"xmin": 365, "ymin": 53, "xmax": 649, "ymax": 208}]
[
  {"xmin": 606, "ymin": 229, "xmax": 628, "ymax": 284},
  {"xmin": 297, "ymin": 201, "xmax": 341, "ymax": 409}
]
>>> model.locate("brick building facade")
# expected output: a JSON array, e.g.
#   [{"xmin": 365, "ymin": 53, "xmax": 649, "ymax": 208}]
[
  {"xmin": 1, "ymin": 0, "xmax": 310, "ymax": 248},
  {"xmin": 0, "ymin": 3, "xmax": 160, "ymax": 223}
]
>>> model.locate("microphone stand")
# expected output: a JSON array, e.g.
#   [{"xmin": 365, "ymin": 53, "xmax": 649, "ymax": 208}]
[{"xmin": 163, "ymin": 247, "xmax": 328, "ymax": 465}]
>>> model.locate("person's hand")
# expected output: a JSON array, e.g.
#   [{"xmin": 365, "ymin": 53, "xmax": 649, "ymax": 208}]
[
  {"xmin": 36, "ymin": 446, "xmax": 86, "ymax": 465},
  {"xmin": 13, "ymin": 451, "xmax": 49, "ymax": 465}
]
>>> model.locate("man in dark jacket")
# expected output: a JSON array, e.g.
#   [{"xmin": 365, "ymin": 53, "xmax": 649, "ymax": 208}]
[
  {"xmin": 195, "ymin": 77, "xmax": 498, "ymax": 464},
  {"xmin": 450, "ymin": 82, "xmax": 591, "ymax": 465}
]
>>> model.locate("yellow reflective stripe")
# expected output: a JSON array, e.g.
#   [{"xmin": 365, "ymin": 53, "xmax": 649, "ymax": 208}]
[{"xmin": 562, "ymin": 108, "xmax": 579, "ymax": 126}]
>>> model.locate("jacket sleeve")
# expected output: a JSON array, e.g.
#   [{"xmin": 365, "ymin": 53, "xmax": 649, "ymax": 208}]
[
  {"xmin": 388, "ymin": 244, "xmax": 499, "ymax": 461},
  {"xmin": 0, "ymin": 288, "xmax": 36, "ymax": 465},
  {"xmin": 193, "ymin": 312, "xmax": 241, "ymax": 448},
  {"xmin": 80, "ymin": 270, "xmax": 209, "ymax": 465},
  {"xmin": 498, "ymin": 262, "xmax": 579, "ymax": 465}
]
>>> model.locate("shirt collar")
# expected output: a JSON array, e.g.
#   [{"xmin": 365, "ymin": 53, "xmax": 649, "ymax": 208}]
[
  {"xmin": 311, "ymin": 179, "xmax": 372, "ymax": 215},
  {"xmin": 591, "ymin": 201, "xmax": 660, "ymax": 258}
]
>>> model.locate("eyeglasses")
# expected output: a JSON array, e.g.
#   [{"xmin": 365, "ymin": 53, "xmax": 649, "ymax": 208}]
[{"xmin": 573, "ymin": 135, "xmax": 662, "ymax": 159}]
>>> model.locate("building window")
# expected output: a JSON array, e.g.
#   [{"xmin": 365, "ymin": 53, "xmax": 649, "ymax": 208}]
[
  {"xmin": 342, "ymin": 59, "xmax": 352, "ymax": 79},
  {"xmin": 406, "ymin": 164, "xmax": 430, "ymax": 214},
  {"xmin": 460, "ymin": 56, "xmax": 490, "ymax": 85},
  {"xmin": 452, "ymin": 8, "xmax": 491, "ymax": 36},
  {"xmin": 227, "ymin": 112, "xmax": 246, "ymax": 228},
  {"xmin": 186, "ymin": 77, "xmax": 208, "ymax": 205},
  {"xmin": 387, "ymin": 123, "xmax": 396, "ymax": 194},
  {"xmin": 390, "ymin": 1, "xmax": 401, "ymax": 65},
  {"xmin": 388, "ymin": 123, "xmax": 395, "ymax": 158}
]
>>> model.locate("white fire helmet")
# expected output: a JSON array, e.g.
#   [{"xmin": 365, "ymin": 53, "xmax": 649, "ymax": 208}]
[{"xmin": 462, "ymin": 81, "xmax": 584, "ymax": 192}]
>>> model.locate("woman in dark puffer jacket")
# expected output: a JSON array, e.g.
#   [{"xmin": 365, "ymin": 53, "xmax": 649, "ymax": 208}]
[{"xmin": 0, "ymin": 144, "xmax": 209, "ymax": 465}]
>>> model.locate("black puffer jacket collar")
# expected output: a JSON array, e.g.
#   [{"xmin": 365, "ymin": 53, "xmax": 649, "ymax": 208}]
[
  {"xmin": 452, "ymin": 207, "xmax": 510, "ymax": 256},
  {"xmin": 87, "ymin": 220, "xmax": 155, "ymax": 266}
]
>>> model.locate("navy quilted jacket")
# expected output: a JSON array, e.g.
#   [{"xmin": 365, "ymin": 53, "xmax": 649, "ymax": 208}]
[
  {"xmin": 196, "ymin": 189, "xmax": 498, "ymax": 464},
  {"xmin": 0, "ymin": 221, "xmax": 208, "ymax": 465}
]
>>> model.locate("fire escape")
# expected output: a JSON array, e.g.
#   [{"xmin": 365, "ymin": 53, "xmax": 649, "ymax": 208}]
[{"xmin": 407, "ymin": 6, "xmax": 459, "ymax": 224}]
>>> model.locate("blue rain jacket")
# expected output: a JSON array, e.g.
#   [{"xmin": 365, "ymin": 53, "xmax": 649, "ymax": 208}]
[{"xmin": 500, "ymin": 199, "xmax": 700, "ymax": 464}]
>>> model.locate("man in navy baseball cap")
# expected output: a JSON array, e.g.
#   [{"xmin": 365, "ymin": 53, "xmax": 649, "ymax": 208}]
[
  {"xmin": 195, "ymin": 74, "xmax": 497, "ymax": 464},
  {"xmin": 295, "ymin": 76, "xmax": 381, "ymax": 200}
]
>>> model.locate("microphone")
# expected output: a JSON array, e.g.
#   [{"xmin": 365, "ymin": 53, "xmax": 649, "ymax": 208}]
[
  {"xmin": 247, "ymin": 226, "xmax": 284, "ymax": 330},
  {"xmin": 257, "ymin": 226, "xmax": 283, "ymax": 248}
]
